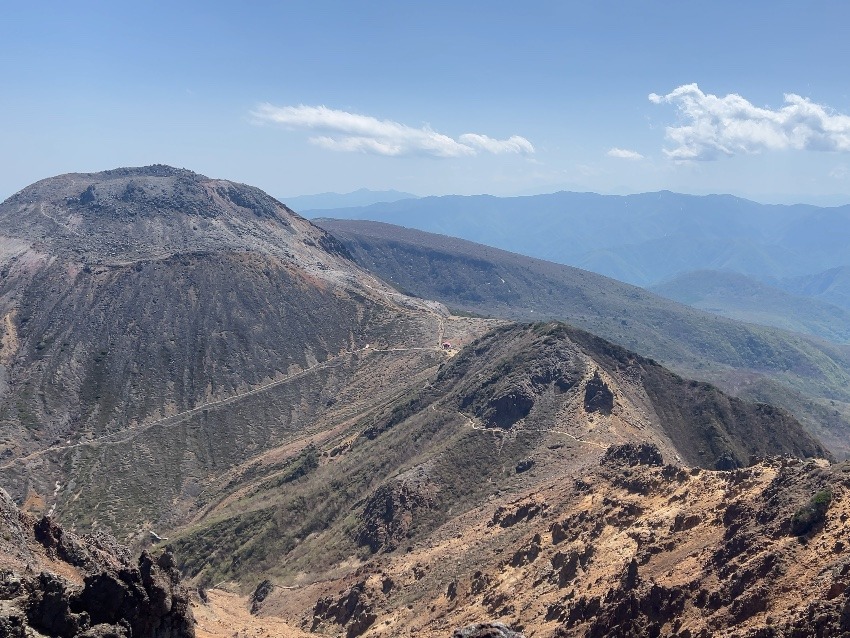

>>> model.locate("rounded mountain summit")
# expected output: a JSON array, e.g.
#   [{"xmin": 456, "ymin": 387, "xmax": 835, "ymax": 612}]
[{"xmin": 0, "ymin": 165, "xmax": 442, "ymax": 529}]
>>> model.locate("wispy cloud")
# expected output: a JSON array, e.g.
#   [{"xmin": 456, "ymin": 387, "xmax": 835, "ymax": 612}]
[
  {"xmin": 250, "ymin": 104, "xmax": 534, "ymax": 158},
  {"xmin": 649, "ymin": 83, "xmax": 850, "ymax": 161},
  {"xmin": 607, "ymin": 147, "xmax": 644, "ymax": 160},
  {"xmin": 459, "ymin": 133, "xmax": 535, "ymax": 155}
]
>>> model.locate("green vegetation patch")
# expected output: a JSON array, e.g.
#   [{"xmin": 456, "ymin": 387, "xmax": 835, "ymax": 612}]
[{"xmin": 791, "ymin": 489, "xmax": 832, "ymax": 536}]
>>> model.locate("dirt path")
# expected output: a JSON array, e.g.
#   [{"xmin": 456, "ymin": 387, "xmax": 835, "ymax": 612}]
[
  {"xmin": 1, "ymin": 340, "xmax": 450, "ymax": 471},
  {"xmin": 1, "ymin": 301, "xmax": 460, "ymax": 472},
  {"xmin": 193, "ymin": 589, "xmax": 312, "ymax": 638}
]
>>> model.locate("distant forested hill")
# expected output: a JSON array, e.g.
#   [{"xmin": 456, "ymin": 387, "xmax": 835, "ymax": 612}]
[{"xmin": 307, "ymin": 190, "xmax": 850, "ymax": 287}]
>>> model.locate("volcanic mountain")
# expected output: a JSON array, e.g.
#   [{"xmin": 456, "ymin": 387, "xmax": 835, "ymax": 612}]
[
  {"xmin": 0, "ymin": 166, "xmax": 458, "ymax": 537},
  {"xmin": 0, "ymin": 167, "xmax": 837, "ymax": 638}
]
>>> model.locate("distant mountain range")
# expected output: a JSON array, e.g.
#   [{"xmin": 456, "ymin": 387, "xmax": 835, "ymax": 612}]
[
  {"xmin": 774, "ymin": 266, "xmax": 850, "ymax": 311},
  {"xmin": 650, "ymin": 270, "xmax": 850, "ymax": 344},
  {"xmin": 1, "ymin": 167, "xmax": 847, "ymax": 638},
  {"xmin": 317, "ymin": 219, "xmax": 850, "ymax": 457},
  {"xmin": 282, "ymin": 188, "xmax": 418, "ymax": 213},
  {"xmin": 307, "ymin": 190, "xmax": 850, "ymax": 287}
]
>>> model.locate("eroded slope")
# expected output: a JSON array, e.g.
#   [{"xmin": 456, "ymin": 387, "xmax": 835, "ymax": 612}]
[
  {"xmin": 217, "ymin": 447, "xmax": 850, "ymax": 638},
  {"xmin": 168, "ymin": 323, "xmax": 825, "ymax": 604},
  {"xmin": 0, "ymin": 166, "xmax": 456, "ymax": 537}
]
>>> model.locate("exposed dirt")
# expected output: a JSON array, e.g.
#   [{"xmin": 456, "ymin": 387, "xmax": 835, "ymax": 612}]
[
  {"xmin": 193, "ymin": 589, "xmax": 312, "ymax": 638},
  {"xmin": 212, "ymin": 450, "xmax": 850, "ymax": 638},
  {"xmin": 0, "ymin": 168, "xmax": 842, "ymax": 638}
]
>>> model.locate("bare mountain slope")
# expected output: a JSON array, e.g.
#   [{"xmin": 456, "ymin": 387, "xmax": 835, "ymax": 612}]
[
  {"xmin": 316, "ymin": 219, "xmax": 850, "ymax": 457},
  {"xmin": 0, "ymin": 166, "xmax": 455, "ymax": 536},
  {"xmin": 160, "ymin": 322, "xmax": 831, "ymax": 638},
  {"xmin": 168, "ymin": 322, "xmax": 826, "ymax": 591},
  {"xmin": 0, "ymin": 168, "xmax": 840, "ymax": 638},
  {"xmin": 236, "ymin": 449, "xmax": 850, "ymax": 638}
]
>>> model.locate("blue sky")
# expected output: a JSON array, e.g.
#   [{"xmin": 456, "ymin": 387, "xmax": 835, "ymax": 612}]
[{"xmin": 4, "ymin": 1, "xmax": 850, "ymax": 204}]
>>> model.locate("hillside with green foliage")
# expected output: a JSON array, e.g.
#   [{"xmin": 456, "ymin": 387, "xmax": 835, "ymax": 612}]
[
  {"xmin": 776, "ymin": 265, "xmax": 850, "ymax": 311},
  {"xmin": 650, "ymin": 269, "xmax": 850, "ymax": 344}
]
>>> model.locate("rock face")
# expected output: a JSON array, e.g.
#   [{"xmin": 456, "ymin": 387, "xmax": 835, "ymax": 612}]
[
  {"xmin": 356, "ymin": 480, "xmax": 435, "ymax": 553},
  {"xmin": 600, "ymin": 442, "xmax": 664, "ymax": 467},
  {"xmin": 452, "ymin": 622, "xmax": 525, "ymax": 637},
  {"xmin": 311, "ymin": 581, "xmax": 376, "ymax": 638},
  {"xmin": 583, "ymin": 371, "xmax": 613, "ymax": 414},
  {"xmin": 0, "ymin": 487, "xmax": 194, "ymax": 638}
]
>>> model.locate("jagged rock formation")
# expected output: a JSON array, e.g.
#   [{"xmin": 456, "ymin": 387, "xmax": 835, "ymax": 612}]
[
  {"xmin": 0, "ymin": 487, "xmax": 193, "ymax": 637},
  {"xmin": 356, "ymin": 480, "xmax": 436, "ymax": 553},
  {"xmin": 452, "ymin": 623, "xmax": 525, "ymax": 637},
  {"xmin": 311, "ymin": 581, "xmax": 377, "ymax": 637}
]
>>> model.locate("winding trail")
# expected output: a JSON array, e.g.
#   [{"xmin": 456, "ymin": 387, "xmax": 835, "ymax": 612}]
[
  {"xmin": 1, "ymin": 342, "xmax": 443, "ymax": 471},
  {"xmin": 37, "ymin": 203, "xmax": 83, "ymax": 238},
  {"xmin": 2, "ymin": 295, "xmax": 453, "ymax": 471}
]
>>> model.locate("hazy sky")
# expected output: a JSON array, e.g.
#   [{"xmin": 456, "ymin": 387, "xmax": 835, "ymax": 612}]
[{"xmin": 4, "ymin": 1, "xmax": 850, "ymax": 204}]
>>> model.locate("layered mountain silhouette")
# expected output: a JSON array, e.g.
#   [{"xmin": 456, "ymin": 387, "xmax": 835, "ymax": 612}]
[
  {"xmin": 284, "ymin": 188, "xmax": 418, "ymax": 212},
  {"xmin": 0, "ymin": 167, "xmax": 843, "ymax": 638},
  {"xmin": 317, "ymin": 219, "xmax": 850, "ymax": 457},
  {"xmin": 777, "ymin": 265, "xmax": 850, "ymax": 311},
  {"xmin": 650, "ymin": 269, "xmax": 850, "ymax": 344},
  {"xmin": 307, "ymin": 190, "xmax": 850, "ymax": 287}
]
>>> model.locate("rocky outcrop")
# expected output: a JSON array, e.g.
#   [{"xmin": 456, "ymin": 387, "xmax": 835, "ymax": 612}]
[
  {"xmin": 452, "ymin": 622, "xmax": 525, "ymax": 637},
  {"xmin": 452, "ymin": 325, "xmax": 585, "ymax": 430},
  {"xmin": 356, "ymin": 480, "xmax": 435, "ymax": 553},
  {"xmin": 600, "ymin": 442, "xmax": 664, "ymax": 468},
  {"xmin": 311, "ymin": 581, "xmax": 376, "ymax": 638},
  {"xmin": 0, "ymin": 488, "xmax": 194, "ymax": 638},
  {"xmin": 490, "ymin": 499, "xmax": 547, "ymax": 529},
  {"xmin": 1, "ymin": 549, "xmax": 194, "ymax": 638},
  {"xmin": 249, "ymin": 579, "xmax": 273, "ymax": 615},
  {"xmin": 583, "ymin": 371, "xmax": 614, "ymax": 414}
]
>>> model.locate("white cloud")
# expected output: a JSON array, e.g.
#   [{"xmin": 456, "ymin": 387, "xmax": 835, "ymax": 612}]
[
  {"xmin": 649, "ymin": 83, "xmax": 850, "ymax": 161},
  {"xmin": 250, "ymin": 103, "xmax": 534, "ymax": 158},
  {"xmin": 458, "ymin": 133, "xmax": 535, "ymax": 154},
  {"xmin": 607, "ymin": 147, "xmax": 644, "ymax": 160}
]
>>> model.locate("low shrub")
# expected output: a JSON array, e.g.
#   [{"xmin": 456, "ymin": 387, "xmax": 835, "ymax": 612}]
[{"xmin": 790, "ymin": 489, "xmax": 832, "ymax": 536}]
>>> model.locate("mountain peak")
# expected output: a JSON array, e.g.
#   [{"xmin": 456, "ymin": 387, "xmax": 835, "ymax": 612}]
[{"xmin": 0, "ymin": 166, "xmax": 335, "ymax": 264}]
